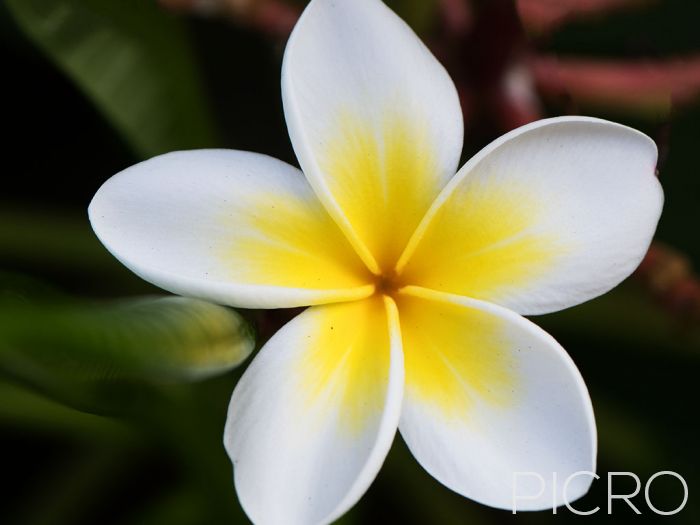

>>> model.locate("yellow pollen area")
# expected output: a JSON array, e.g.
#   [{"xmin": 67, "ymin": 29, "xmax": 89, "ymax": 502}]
[
  {"xmin": 400, "ymin": 179, "xmax": 563, "ymax": 301},
  {"xmin": 298, "ymin": 297, "xmax": 392, "ymax": 434},
  {"xmin": 320, "ymin": 109, "xmax": 444, "ymax": 273},
  {"xmin": 396, "ymin": 290, "xmax": 516, "ymax": 416}
]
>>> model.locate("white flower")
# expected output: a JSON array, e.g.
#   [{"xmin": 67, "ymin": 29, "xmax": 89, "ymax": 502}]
[{"xmin": 88, "ymin": 0, "xmax": 664, "ymax": 523}]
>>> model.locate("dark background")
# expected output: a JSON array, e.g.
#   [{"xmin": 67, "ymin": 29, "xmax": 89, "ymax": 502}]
[{"xmin": 1, "ymin": 0, "xmax": 699, "ymax": 523}]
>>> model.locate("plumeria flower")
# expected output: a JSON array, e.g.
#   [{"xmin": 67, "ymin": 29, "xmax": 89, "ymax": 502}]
[{"xmin": 88, "ymin": 0, "xmax": 663, "ymax": 523}]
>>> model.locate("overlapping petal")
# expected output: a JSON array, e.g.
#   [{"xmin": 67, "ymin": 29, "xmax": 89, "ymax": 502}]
[
  {"xmin": 224, "ymin": 296, "xmax": 403, "ymax": 525},
  {"xmin": 398, "ymin": 117, "xmax": 663, "ymax": 315},
  {"xmin": 396, "ymin": 286, "xmax": 596, "ymax": 510},
  {"xmin": 282, "ymin": 0, "xmax": 463, "ymax": 272},
  {"xmin": 89, "ymin": 150, "xmax": 374, "ymax": 309}
]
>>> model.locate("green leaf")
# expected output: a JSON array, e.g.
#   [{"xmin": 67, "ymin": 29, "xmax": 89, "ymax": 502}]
[
  {"xmin": 5, "ymin": 0, "xmax": 217, "ymax": 157},
  {"xmin": 0, "ymin": 294, "xmax": 255, "ymax": 413}
]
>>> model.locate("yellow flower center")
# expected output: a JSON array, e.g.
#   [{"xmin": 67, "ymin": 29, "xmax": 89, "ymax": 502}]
[{"xmin": 373, "ymin": 269, "xmax": 401, "ymax": 297}]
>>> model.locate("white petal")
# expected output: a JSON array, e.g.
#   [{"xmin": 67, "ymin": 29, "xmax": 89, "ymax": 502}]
[
  {"xmin": 224, "ymin": 296, "xmax": 403, "ymax": 525},
  {"xmin": 398, "ymin": 116, "xmax": 663, "ymax": 315},
  {"xmin": 396, "ymin": 286, "xmax": 596, "ymax": 511},
  {"xmin": 89, "ymin": 150, "xmax": 373, "ymax": 308},
  {"xmin": 282, "ymin": 0, "xmax": 463, "ymax": 272}
]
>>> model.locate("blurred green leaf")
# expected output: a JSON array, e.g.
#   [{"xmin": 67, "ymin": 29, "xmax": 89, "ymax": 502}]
[
  {"xmin": 595, "ymin": 398, "xmax": 665, "ymax": 471},
  {"xmin": 0, "ymin": 380, "xmax": 131, "ymax": 439},
  {"xmin": 0, "ymin": 294, "xmax": 255, "ymax": 413},
  {"xmin": 0, "ymin": 207, "xmax": 114, "ymax": 269},
  {"xmin": 536, "ymin": 283, "xmax": 700, "ymax": 356},
  {"xmin": 370, "ymin": 438, "xmax": 492, "ymax": 525},
  {"xmin": 5, "ymin": 0, "xmax": 217, "ymax": 158},
  {"xmin": 17, "ymin": 444, "xmax": 134, "ymax": 525},
  {"xmin": 0, "ymin": 270, "xmax": 66, "ymax": 302},
  {"xmin": 385, "ymin": 0, "xmax": 438, "ymax": 34},
  {"xmin": 293, "ymin": 0, "xmax": 438, "ymax": 33},
  {"xmin": 0, "ymin": 207, "xmax": 155, "ymax": 296}
]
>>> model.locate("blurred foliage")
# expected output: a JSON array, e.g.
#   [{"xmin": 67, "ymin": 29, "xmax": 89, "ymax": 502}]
[
  {"xmin": 0, "ymin": 277, "xmax": 255, "ymax": 415},
  {"xmin": 0, "ymin": 207, "xmax": 141, "ymax": 296},
  {"xmin": 0, "ymin": 368, "xmax": 249, "ymax": 525},
  {"xmin": 545, "ymin": 0, "xmax": 700, "ymax": 57},
  {"xmin": 0, "ymin": 275, "xmax": 255, "ymax": 524},
  {"xmin": 1, "ymin": 0, "xmax": 699, "ymax": 523},
  {"xmin": 537, "ymin": 283, "xmax": 700, "ymax": 356},
  {"xmin": 384, "ymin": 0, "xmax": 438, "ymax": 34},
  {"xmin": 4, "ymin": 0, "xmax": 218, "ymax": 158}
]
